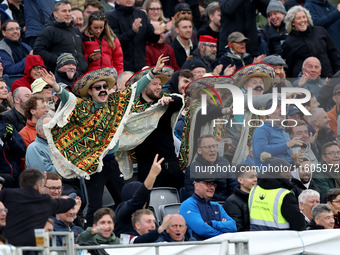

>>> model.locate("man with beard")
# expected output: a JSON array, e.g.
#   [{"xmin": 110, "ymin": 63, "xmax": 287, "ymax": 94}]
[
  {"xmin": 40, "ymin": 55, "xmax": 169, "ymax": 227},
  {"xmin": 182, "ymin": 35, "xmax": 220, "ymax": 73},
  {"xmin": 1, "ymin": 86, "xmax": 31, "ymax": 131},
  {"xmin": 54, "ymin": 53, "xmax": 80, "ymax": 88},
  {"xmin": 127, "ymin": 66, "xmax": 185, "ymax": 190}
]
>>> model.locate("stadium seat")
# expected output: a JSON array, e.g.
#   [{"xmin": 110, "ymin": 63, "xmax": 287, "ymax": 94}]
[{"xmin": 158, "ymin": 203, "xmax": 181, "ymax": 223}]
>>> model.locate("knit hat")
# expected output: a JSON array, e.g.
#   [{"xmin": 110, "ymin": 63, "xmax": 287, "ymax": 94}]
[
  {"xmin": 199, "ymin": 35, "xmax": 217, "ymax": 46},
  {"xmin": 31, "ymin": 78, "xmax": 48, "ymax": 94},
  {"xmin": 266, "ymin": 0, "xmax": 287, "ymax": 16},
  {"xmin": 182, "ymin": 57, "xmax": 207, "ymax": 71},
  {"xmin": 56, "ymin": 53, "xmax": 77, "ymax": 70},
  {"xmin": 262, "ymin": 55, "xmax": 287, "ymax": 68},
  {"xmin": 333, "ymin": 83, "xmax": 340, "ymax": 95}
]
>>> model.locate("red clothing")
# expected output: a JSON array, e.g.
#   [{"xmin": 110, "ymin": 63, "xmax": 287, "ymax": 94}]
[
  {"xmin": 82, "ymin": 32, "xmax": 124, "ymax": 74},
  {"xmin": 327, "ymin": 105, "xmax": 337, "ymax": 137},
  {"xmin": 146, "ymin": 42, "xmax": 180, "ymax": 71},
  {"xmin": 10, "ymin": 55, "xmax": 45, "ymax": 93},
  {"xmin": 19, "ymin": 119, "xmax": 37, "ymax": 147}
]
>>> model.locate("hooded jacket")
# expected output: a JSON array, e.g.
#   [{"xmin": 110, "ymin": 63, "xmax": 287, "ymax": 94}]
[
  {"xmin": 33, "ymin": 17, "xmax": 88, "ymax": 74},
  {"xmin": 10, "ymin": 54, "xmax": 45, "ymax": 93},
  {"xmin": 219, "ymin": 47, "xmax": 253, "ymax": 73},
  {"xmin": 113, "ymin": 181, "xmax": 151, "ymax": 237}
]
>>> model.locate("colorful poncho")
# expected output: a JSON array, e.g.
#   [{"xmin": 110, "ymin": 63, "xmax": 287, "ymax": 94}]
[{"xmin": 44, "ymin": 86, "xmax": 137, "ymax": 179}]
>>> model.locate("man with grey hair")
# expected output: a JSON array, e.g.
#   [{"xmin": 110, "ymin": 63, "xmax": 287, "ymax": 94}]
[
  {"xmin": 307, "ymin": 204, "xmax": 335, "ymax": 229},
  {"xmin": 293, "ymin": 57, "xmax": 326, "ymax": 100},
  {"xmin": 298, "ymin": 189, "xmax": 320, "ymax": 225},
  {"xmin": 33, "ymin": 0, "xmax": 88, "ymax": 73},
  {"xmin": 55, "ymin": 52, "xmax": 80, "ymax": 87},
  {"xmin": 1, "ymin": 86, "xmax": 32, "ymax": 131},
  {"xmin": 26, "ymin": 115, "xmax": 56, "ymax": 173}
]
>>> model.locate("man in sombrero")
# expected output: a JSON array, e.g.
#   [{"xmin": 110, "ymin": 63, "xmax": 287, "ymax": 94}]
[
  {"xmin": 117, "ymin": 65, "xmax": 185, "ymax": 190},
  {"xmin": 40, "ymin": 55, "xmax": 169, "ymax": 226}
]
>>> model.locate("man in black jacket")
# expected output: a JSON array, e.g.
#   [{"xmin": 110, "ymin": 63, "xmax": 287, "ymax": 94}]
[
  {"xmin": 107, "ymin": 0, "xmax": 164, "ymax": 72},
  {"xmin": 224, "ymin": 164, "xmax": 257, "ymax": 231},
  {"xmin": 33, "ymin": 0, "xmax": 88, "ymax": 74},
  {"xmin": 0, "ymin": 168, "xmax": 78, "ymax": 246},
  {"xmin": 114, "ymin": 154, "xmax": 164, "ymax": 237}
]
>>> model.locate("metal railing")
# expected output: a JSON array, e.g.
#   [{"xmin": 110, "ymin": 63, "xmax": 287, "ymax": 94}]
[{"xmin": 18, "ymin": 231, "xmax": 249, "ymax": 255}]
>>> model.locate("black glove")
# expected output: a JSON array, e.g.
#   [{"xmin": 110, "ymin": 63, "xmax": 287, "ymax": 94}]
[{"xmin": 1, "ymin": 124, "xmax": 13, "ymax": 142}]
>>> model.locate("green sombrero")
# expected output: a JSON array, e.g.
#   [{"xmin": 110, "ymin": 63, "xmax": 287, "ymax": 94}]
[
  {"xmin": 124, "ymin": 66, "xmax": 174, "ymax": 89},
  {"xmin": 72, "ymin": 67, "xmax": 118, "ymax": 97},
  {"xmin": 232, "ymin": 63, "xmax": 275, "ymax": 92}
]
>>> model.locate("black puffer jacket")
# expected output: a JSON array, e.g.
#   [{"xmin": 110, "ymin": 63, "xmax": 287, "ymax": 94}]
[
  {"xmin": 107, "ymin": 3, "xmax": 159, "ymax": 72},
  {"xmin": 224, "ymin": 186, "xmax": 250, "ymax": 231},
  {"xmin": 33, "ymin": 18, "xmax": 88, "ymax": 74},
  {"xmin": 282, "ymin": 26, "xmax": 340, "ymax": 78}
]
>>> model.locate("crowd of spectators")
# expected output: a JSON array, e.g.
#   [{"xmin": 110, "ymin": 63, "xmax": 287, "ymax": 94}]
[{"xmin": 1, "ymin": 0, "xmax": 340, "ymax": 251}]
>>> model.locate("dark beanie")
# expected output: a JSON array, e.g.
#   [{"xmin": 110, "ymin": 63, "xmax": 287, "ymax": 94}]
[
  {"xmin": 266, "ymin": 0, "xmax": 287, "ymax": 15},
  {"xmin": 182, "ymin": 57, "xmax": 207, "ymax": 71},
  {"xmin": 56, "ymin": 53, "xmax": 77, "ymax": 70}
]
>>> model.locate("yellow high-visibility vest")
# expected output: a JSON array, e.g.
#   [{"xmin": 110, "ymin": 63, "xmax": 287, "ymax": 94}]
[{"xmin": 248, "ymin": 185, "xmax": 290, "ymax": 230}]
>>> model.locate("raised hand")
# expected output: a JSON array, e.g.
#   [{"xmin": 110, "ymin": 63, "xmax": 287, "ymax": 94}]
[{"xmin": 154, "ymin": 54, "xmax": 170, "ymax": 73}]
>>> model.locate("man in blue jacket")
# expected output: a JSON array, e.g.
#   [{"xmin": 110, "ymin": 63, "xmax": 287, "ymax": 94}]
[{"xmin": 180, "ymin": 175, "xmax": 237, "ymax": 240}]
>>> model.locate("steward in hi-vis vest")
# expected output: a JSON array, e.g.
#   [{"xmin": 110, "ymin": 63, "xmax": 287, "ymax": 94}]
[{"xmin": 248, "ymin": 153, "xmax": 306, "ymax": 231}]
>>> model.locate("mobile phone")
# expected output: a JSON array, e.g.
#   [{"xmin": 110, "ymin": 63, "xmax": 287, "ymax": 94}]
[{"xmin": 93, "ymin": 49, "xmax": 101, "ymax": 53}]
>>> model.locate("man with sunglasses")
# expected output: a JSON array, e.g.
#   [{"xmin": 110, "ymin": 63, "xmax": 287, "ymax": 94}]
[
  {"xmin": 40, "ymin": 55, "xmax": 169, "ymax": 227},
  {"xmin": 33, "ymin": 0, "xmax": 88, "ymax": 74}
]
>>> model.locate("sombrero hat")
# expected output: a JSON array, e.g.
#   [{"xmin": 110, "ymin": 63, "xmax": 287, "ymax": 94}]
[
  {"xmin": 125, "ymin": 66, "xmax": 174, "ymax": 89},
  {"xmin": 232, "ymin": 63, "xmax": 275, "ymax": 92},
  {"xmin": 72, "ymin": 67, "xmax": 117, "ymax": 97},
  {"xmin": 184, "ymin": 76, "xmax": 234, "ymax": 100}
]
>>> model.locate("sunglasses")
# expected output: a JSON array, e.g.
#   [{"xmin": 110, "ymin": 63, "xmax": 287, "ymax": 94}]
[
  {"xmin": 180, "ymin": 10, "xmax": 192, "ymax": 15},
  {"xmin": 43, "ymin": 85, "xmax": 52, "ymax": 89},
  {"xmin": 92, "ymin": 84, "xmax": 108, "ymax": 91}
]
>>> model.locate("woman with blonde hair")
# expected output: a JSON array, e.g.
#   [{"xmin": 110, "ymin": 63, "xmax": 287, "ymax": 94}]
[
  {"xmin": 282, "ymin": 6, "xmax": 340, "ymax": 78},
  {"xmin": 81, "ymin": 11, "xmax": 124, "ymax": 74}
]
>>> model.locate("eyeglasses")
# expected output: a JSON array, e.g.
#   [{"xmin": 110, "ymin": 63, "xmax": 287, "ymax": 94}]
[
  {"xmin": 33, "ymin": 66, "xmax": 44, "ymax": 71},
  {"xmin": 180, "ymin": 10, "xmax": 192, "ymax": 15},
  {"xmin": 0, "ymin": 208, "xmax": 8, "ymax": 213},
  {"xmin": 200, "ymin": 144, "xmax": 218, "ymax": 150},
  {"xmin": 149, "ymin": 7, "xmax": 162, "ymax": 12},
  {"xmin": 6, "ymin": 27, "xmax": 20, "ymax": 32},
  {"xmin": 92, "ymin": 84, "xmax": 108, "ymax": 91},
  {"xmin": 324, "ymin": 151, "xmax": 340, "ymax": 156},
  {"xmin": 44, "ymin": 185, "xmax": 62, "ymax": 191},
  {"xmin": 332, "ymin": 200, "xmax": 340, "ymax": 204},
  {"xmin": 43, "ymin": 85, "xmax": 52, "ymax": 89}
]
